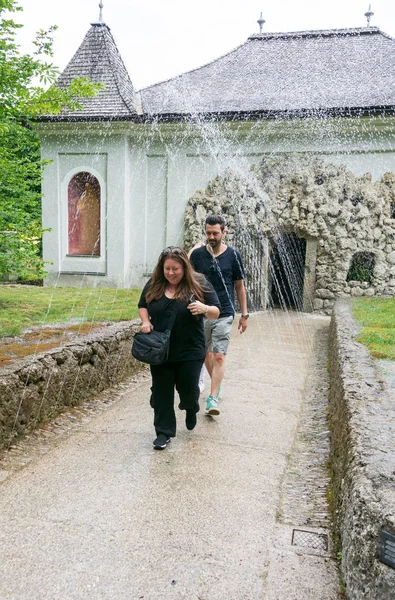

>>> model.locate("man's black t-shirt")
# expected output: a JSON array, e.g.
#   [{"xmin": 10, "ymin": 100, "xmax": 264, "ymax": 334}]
[
  {"xmin": 138, "ymin": 278, "xmax": 220, "ymax": 362},
  {"xmin": 189, "ymin": 246, "xmax": 246, "ymax": 318}
]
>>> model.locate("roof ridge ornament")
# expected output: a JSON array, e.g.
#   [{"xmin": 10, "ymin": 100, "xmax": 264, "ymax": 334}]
[
  {"xmin": 257, "ymin": 12, "xmax": 265, "ymax": 34},
  {"xmin": 364, "ymin": 4, "xmax": 374, "ymax": 26}
]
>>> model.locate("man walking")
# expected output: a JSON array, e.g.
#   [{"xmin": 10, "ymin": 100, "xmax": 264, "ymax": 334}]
[{"xmin": 189, "ymin": 214, "xmax": 249, "ymax": 416}]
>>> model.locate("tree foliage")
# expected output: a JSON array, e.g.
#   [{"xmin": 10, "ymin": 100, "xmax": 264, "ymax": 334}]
[{"xmin": 0, "ymin": 0, "xmax": 104, "ymax": 279}]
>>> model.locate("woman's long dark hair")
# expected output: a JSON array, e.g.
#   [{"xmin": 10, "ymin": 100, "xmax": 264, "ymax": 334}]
[{"xmin": 146, "ymin": 246, "xmax": 209, "ymax": 303}]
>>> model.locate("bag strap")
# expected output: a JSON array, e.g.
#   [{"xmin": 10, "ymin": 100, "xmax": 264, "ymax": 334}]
[{"xmin": 211, "ymin": 251, "xmax": 236, "ymax": 315}]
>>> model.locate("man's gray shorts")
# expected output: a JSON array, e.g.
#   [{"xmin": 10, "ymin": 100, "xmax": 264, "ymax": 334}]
[{"xmin": 204, "ymin": 316, "xmax": 234, "ymax": 355}]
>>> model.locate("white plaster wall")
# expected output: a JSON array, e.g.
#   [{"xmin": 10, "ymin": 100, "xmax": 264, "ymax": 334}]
[{"xmin": 128, "ymin": 141, "xmax": 222, "ymax": 285}]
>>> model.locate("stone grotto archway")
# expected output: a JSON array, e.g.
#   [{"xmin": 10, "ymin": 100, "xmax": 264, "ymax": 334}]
[{"xmin": 184, "ymin": 154, "xmax": 395, "ymax": 314}]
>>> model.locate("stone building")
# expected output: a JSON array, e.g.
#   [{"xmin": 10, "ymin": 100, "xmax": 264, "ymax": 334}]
[{"xmin": 37, "ymin": 10, "xmax": 395, "ymax": 312}]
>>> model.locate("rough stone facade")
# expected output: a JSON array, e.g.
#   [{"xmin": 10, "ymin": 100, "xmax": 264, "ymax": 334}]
[
  {"xmin": 328, "ymin": 300, "xmax": 395, "ymax": 599},
  {"xmin": 0, "ymin": 321, "xmax": 143, "ymax": 451},
  {"xmin": 184, "ymin": 154, "xmax": 395, "ymax": 313}
]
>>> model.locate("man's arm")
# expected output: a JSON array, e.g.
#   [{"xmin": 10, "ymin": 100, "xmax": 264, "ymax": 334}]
[{"xmin": 235, "ymin": 279, "xmax": 248, "ymax": 334}]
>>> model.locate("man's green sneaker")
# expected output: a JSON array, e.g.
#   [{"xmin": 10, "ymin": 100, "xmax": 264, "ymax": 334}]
[{"xmin": 205, "ymin": 395, "xmax": 220, "ymax": 416}]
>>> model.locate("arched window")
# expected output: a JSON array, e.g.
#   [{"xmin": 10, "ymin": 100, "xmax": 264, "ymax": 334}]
[
  {"xmin": 68, "ymin": 172, "xmax": 101, "ymax": 256},
  {"xmin": 347, "ymin": 252, "xmax": 375, "ymax": 284}
]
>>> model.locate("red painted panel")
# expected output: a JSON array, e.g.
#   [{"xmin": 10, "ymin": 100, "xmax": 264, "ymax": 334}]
[{"xmin": 68, "ymin": 172, "xmax": 101, "ymax": 256}]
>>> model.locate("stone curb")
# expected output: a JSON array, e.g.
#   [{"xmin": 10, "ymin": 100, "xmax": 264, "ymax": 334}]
[
  {"xmin": 329, "ymin": 300, "xmax": 395, "ymax": 599},
  {"xmin": 0, "ymin": 320, "xmax": 144, "ymax": 450}
]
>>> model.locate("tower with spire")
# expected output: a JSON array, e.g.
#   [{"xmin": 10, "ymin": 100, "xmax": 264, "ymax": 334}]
[{"xmin": 56, "ymin": 1, "xmax": 138, "ymax": 119}]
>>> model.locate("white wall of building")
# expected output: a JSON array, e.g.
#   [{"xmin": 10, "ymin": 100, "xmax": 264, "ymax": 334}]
[{"xmin": 37, "ymin": 116, "xmax": 395, "ymax": 289}]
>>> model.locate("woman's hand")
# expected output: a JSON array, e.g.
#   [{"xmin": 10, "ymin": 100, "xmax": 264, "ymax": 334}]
[
  {"xmin": 140, "ymin": 322, "xmax": 154, "ymax": 334},
  {"xmin": 138, "ymin": 308, "xmax": 153, "ymax": 333},
  {"xmin": 188, "ymin": 301, "xmax": 208, "ymax": 316}
]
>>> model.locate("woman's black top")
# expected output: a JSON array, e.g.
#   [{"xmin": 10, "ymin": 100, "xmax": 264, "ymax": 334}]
[{"xmin": 138, "ymin": 277, "xmax": 220, "ymax": 362}]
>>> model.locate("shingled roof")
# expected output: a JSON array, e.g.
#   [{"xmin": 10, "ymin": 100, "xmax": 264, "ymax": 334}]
[
  {"xmin": 55, "ymin": 22, "xmax": 138, "ymax": 119},
  {"xmin": 47, "ymin": 25, "xmax": 394, "ymax": 122},
  {"xmin": 140, "ymin": 27, "xmax": 395, "ymax": 118}
]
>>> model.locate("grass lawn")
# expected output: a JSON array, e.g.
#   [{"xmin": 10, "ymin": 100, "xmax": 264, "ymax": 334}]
[
  {"xmin": 0, "ymin": 286, "xmax": 141, "ymax": 337},
  {"xmin": 352, "ymin": 297, "xmax": 395, "ymax": 361}
]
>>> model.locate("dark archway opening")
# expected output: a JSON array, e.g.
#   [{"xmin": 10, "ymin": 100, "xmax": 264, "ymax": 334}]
[{"xmin": 269, "ymin": 233, "xmax": 306, "ymax": 310}]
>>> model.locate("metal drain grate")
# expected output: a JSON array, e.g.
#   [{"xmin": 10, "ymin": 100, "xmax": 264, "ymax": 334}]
[
  {"xmin": 292, "ymin": 529, "xmax": 328, "ymax": 551},
  {"xmin": 380, "ymin": 530, "xmax": 395, "ymax": 569}
]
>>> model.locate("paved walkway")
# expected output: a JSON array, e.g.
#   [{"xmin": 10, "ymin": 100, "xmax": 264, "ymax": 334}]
[{"xmin": 0, "ymin": 312, "xmax": 341, "ymax": 599}]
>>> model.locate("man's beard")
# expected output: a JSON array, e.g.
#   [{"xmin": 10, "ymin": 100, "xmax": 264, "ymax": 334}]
[{"xmin": 207, "ymin": 239, "xmax": 220, "ymax": 250}]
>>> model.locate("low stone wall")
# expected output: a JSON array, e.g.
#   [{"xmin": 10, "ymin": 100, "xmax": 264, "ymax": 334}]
[
  {"xmin": 0, "ymin": 321, "xmax": 144, "ymax": 451},
  {"xmin": 329, "ymin": 301, "xmax": 395, "ymax": 599}
]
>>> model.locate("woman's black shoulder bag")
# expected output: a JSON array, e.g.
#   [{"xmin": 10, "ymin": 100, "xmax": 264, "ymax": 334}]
[{"xmin": 132, "ymin": 304, "xmax": 177, "ymax": 366}]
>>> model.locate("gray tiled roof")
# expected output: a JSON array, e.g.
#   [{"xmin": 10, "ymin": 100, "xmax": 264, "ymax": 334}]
[
  {"xmin": 140, "ymin": 27, "xmax": 395, "ymax": 116},
  {"xmin": 48, "ymin": 25, "xmax": 394, "ymax": 121},
  {"xmin": 56, "ymin": 23, "xmax": 138, "ymax": 118}
]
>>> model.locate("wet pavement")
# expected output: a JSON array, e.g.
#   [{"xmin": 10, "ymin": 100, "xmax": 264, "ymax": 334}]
[
  {"xmin": 0, "ymin": 311, "xmax": 341, "ymax": 599},
  {"xmin": 377, "ymin": 358, "xmax": 395, "ymax": 391}
]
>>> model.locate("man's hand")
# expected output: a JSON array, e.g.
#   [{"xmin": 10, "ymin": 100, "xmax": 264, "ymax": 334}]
[
  {"xmin": 238, "ymin": 316, "xmax": 248, "ymax": 334},
  {"xmin": 235, "ymin": 280, "xmax": 248, "ymax": 334},
  {"xmin": 140, "ymin": 322, "xmax": 153, "ymax": 333}
]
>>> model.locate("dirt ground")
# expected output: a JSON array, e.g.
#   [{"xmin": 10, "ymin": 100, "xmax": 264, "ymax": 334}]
[{"xmin": 0, "ymin": 322, "xmax": 114, "ymax": 367}]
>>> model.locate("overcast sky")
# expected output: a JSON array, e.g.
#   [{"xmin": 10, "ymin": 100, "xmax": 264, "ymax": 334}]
[{"xmin": 15, "ymin": 0, "xmax": 395, "ymax": 90}]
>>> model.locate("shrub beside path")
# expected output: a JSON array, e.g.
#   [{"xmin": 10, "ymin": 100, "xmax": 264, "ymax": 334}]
[{"xmin": 0, "ymin": 311, "xmax": 341, "ymax": 599}]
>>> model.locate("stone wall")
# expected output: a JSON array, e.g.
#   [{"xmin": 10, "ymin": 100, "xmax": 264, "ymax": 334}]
[
  {"xmin": 0, "ymin": 321, "xmax": 144, "ymax": 451},
  {"xmin": 184, "ymin": 155, "xmax": 395, "ymax": 313},
  {"xmin": 328, "ymin": 300, "xmax": 395, "ymax": 599}
]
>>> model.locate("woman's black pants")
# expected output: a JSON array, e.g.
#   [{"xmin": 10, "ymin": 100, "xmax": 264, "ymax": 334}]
[{"xmin": 150, "ymin": 360, "xmax": 203, "ymax": 438}]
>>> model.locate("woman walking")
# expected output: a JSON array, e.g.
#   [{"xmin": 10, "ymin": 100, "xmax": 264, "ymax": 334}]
[{"xmin": 138, "ymin": 246, "xmax": 220, "ymax": 449}]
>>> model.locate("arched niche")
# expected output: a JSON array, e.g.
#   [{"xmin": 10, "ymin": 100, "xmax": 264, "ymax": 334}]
[
  {"xmin": 68, "ymin": 172, "xmax": 101, "ymax": 256},
  {"xmin": 347, "ymin": 251, "xmax": 375, "ymax": 284}
]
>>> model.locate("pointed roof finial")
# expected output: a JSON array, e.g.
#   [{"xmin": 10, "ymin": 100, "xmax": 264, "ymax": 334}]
[
  {"xmin": 364, "ymin": 4, "xmax": 374, "ymax": 26},
  {"xmin": 98, "ymin": 1, "xmax": 104, "ymax": 23},
  {"xmin": 91, "ymin": 1, "xmax": 105, "ymax": 26},
  {"xmin": 257, "ymin": 12, "xmax": 265, "ymax": 34}
]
